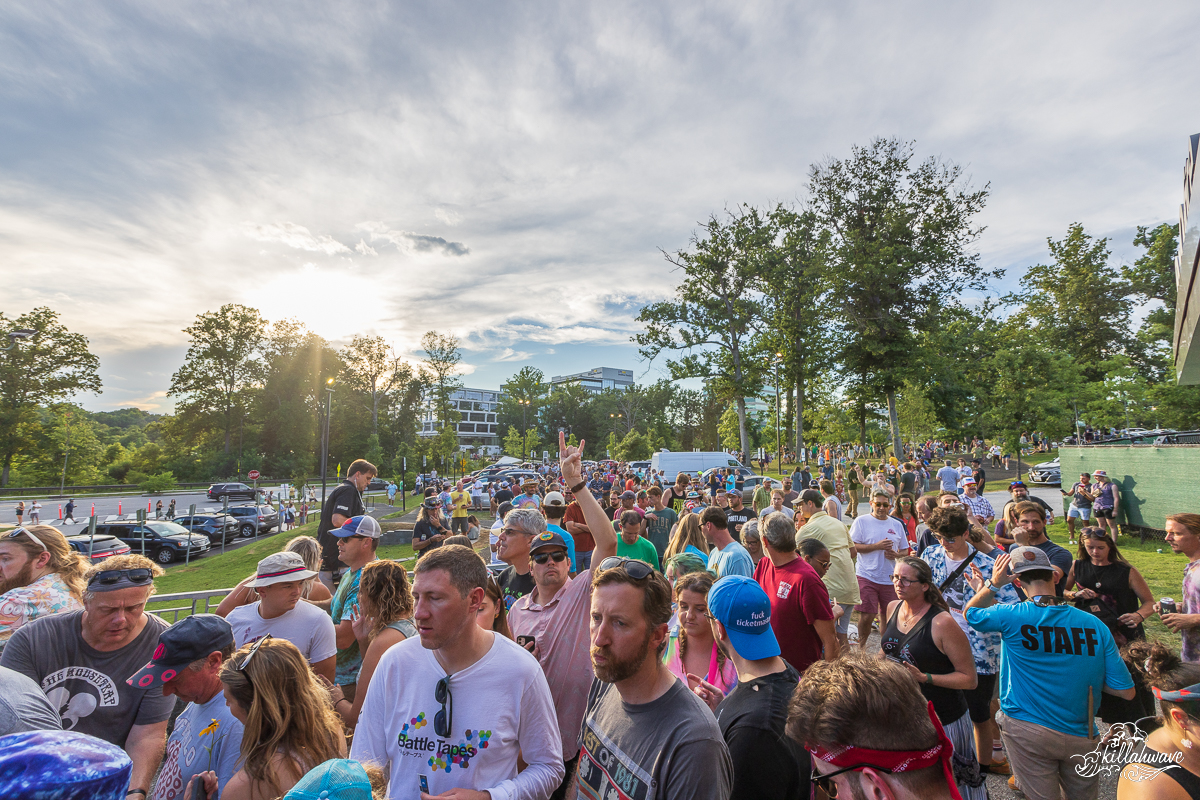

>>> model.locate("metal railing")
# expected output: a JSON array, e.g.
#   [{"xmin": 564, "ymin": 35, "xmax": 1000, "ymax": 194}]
[{"xmin": 148, "ymin": 588, "xmax": 234, "ymax": 623}]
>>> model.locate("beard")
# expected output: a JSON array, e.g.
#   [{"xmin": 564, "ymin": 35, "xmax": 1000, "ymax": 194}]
[
  {"xmin": 0, "ymin": 561, "xmax": 35, "ymax": 596},
  {"xmin": 591, "ymin": 629, "xmax": 654, "ymax": 684}
]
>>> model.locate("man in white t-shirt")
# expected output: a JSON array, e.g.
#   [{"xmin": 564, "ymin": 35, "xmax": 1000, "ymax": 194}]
[
  {"xmin": 225, "ymin": 552, "xmax": 337, "ymax": 681},
  {"xmin": 351, "ymin": 544, "xmax": 564, "ymax": 800},
  {"xmin": 848, "ymin": 491, "xmax": 910, "ymax": 649}
]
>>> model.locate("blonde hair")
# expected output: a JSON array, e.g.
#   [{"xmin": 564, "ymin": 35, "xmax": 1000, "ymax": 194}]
[
  {"xmin": 82, "ymin": 554, "xmax": 162, "ymax": 603},
  {"xmin": 664, "ymin": 513, "xmax": 708, "ymax": 561},
  {"xmin": 219, "ymin": 638, "xmax": 345, "ymax": 800},
  {"xmin": 5, "ymin": 525, "xmax": 88, "ymax": 601},
  {"xmin": 359, "ymin": 561, "xmax": 414, "ymax": 641}
]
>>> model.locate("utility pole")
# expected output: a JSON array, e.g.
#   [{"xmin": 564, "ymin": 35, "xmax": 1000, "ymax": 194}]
[
  {"xmin": 320, "ymin": 378, "xmax": 334, "ymax": 509},
  {"xmin": 59, "ymin": 410, "xmax": 72, "ymax": 496}
]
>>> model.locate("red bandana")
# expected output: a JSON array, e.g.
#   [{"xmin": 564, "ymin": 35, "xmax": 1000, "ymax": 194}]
[{"xmin": 806, "ymin": 701, "xmax": 963, "ymax": 800}]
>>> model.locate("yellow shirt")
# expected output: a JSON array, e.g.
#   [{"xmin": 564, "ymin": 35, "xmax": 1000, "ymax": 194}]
[
  {"xmin": 450, "ymin": 490, "xmax": 471, "ymax": 518},
  {"xmin": 796, "ymin": 511, "xmax": 861, "ymax": 605}
]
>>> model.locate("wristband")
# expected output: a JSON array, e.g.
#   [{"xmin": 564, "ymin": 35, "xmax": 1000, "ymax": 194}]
[
  {"xmin": 569, "ymin": 480, "xmax": 586, "ymax": 495},
  {"xmin": 925, "ymin": 672, "xmax": 933, "ymax": 685},
  {"xmin": 127, "ymin": 792, "xmax": 147, "ymax": 798}
]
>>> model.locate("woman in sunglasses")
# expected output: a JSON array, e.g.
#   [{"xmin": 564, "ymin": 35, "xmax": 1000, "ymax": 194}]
[
  {"xmin": 190, "ymin": 637, "xmax": 345, "ymax": 800},
  {"xmin": 1118, "ymin": 640, "xmax": 1200, "ymax": 800}
]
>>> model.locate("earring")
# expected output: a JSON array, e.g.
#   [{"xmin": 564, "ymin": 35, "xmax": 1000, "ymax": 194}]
[{"xmin": 1184, "ymin": 738, "xmax": 1194, "ymax": 750}]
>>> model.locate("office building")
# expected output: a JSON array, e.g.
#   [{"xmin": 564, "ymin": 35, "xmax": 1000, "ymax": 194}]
[
  {"xmin": 419, "ymin": 387, "xmax": 503, "ymax": 446},
  {"xmin": 549, "ymin": 367, "xmax": 634, "ymax": 394}
]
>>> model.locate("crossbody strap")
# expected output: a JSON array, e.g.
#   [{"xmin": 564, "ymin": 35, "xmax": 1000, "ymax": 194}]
[{"xmin": 939, "ymin": 548, "xmax": 979, "ymax": 592}]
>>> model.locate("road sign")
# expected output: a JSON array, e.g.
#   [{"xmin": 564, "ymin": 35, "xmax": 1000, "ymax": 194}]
[{"xmin": 248, "ymin": 469, "xmax": 261, "ymax": 480}]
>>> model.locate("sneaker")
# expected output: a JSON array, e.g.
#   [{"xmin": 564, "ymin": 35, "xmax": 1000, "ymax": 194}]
[
  {"xmin": 984, "ymin": 758, "xmax": 1011, "ymax": 775},
  {"xmin": 1008, "ymin": 775, "xmax": 1023, "ymax": 795}
]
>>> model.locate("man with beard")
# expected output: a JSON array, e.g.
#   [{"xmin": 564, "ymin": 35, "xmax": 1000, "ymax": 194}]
[
  {"xmin": 575, "ymin": 556, "xmax": 733, "ymax": 799},
  {"xmin": 0, "ymin": 526, "xmax": 87, "ymax": 654},
  {"xmin": 1001, "ymin": 481, "xmax": 1054, "ymax": 527},
  {"xmin": 510, "ymin": 434, "xmax": 618, "ymax": 800},
  {"xmin": 2, "ymin": 554, "xmax": 173, "ymax": 799}
]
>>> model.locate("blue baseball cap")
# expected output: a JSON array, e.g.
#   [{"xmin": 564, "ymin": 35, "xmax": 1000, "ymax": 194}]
[
  {"xmin": 329, "ymin": 515, "xmax": 382, "ymax": 539},
  {"xmin": 707, "ymin": 575, "xmax": 780, "ymax": 660},
  {"xmin": 284, "ymin": 758, "xmax": 372, "ymax": 800}
]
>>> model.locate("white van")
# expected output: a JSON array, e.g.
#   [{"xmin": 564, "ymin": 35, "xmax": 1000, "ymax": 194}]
[{"xmin": 650, "ymin": 451, "xmax": 745, "ymax": 482}]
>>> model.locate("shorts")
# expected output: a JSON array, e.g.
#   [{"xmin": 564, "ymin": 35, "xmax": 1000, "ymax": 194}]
[
  {"xmin": 965, "ymin": 673, "xmax": 999, "ymax": 723},
  {"xmin": 835, "ymin": 602, "xmax": 856, "ymax": 635},
  {"xmin": 1094, "ymin": 507, "xmax": 1115, "ymax": 519},
  {"xmin": 1067, "ymin": 506, "xmax": 1092, "ymax": 520},
  {"xmin": 855, "ymin": 578, "xmax": 896, "ymax": 614},
  {"xmin": 319, "ymin": 531, "xmax": 345, "ymax": 574},
  {"xmin": 451, "ymin": 517, "xmax": 470, "ymax": 534}
]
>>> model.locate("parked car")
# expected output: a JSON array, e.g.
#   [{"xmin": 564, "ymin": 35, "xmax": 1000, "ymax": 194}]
[
  {"xmin": 740, "ymin": 475, "xmax": 784, "ymax": 504},
  {"xmin": 84, "ymin": 520, "xmax": 209, "ymax": 564},
  {"xmin": 222, "ymin": 505, "xmax": 279, "ymax": 538},
  {"xmin": 651, "ymin": 451, "xmax": 745, "ymax": 482},
  {"xmin": 366, "ymin": 477, "xmax": 390, "ymax": 491},
  {"xmin": 172, "ymin": 513, "xmax": 241, "ymax": 544},
  {"xmin": 207, "ymin": 482, "xmax": 258, "ymax": 501},
  {"xmin": 1027, "ymin": 458, "xmax": 1062, "ymax": 486},
  {"xmin": 65, "ymin": 533, "xmax": 131, "ymax": 564}
]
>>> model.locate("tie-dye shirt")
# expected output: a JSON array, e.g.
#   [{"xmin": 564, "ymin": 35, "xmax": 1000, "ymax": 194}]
[
  {"xmin": 1182, "ymin": 559, "xmax": 1200, "ymax": 663},
  {"xmin": 0, "ymin": 573, "xmax": 81, "ymax": 656}
]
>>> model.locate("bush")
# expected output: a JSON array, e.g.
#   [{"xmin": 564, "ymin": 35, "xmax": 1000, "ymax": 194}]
[{"xmin": 140, "ymin": 471, "xmax": 178, "ymax": 494}]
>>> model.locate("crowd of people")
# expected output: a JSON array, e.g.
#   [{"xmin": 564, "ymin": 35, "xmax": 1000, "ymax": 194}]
[{"xmin": 1, "ymin": 439, "xmax": 1199, "ymax": 800}]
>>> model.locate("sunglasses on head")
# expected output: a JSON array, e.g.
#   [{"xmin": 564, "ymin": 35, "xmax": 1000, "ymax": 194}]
[
  {"xmin": 598, "ymin": 555, "xmax": 655, "ymax": 580},
  {"xmin": 235, "ymin": 634, "xmax": 272, "ymax": 688},
  {"xmin": 2, "ymin": 527, "xmax": 47, "ymax": 551},
  {"xmin": 532, "ymin": 551, "xmax": 568, "ymax": 565},
  {"xmin": 87, "ymin": 568, "xmax": 154, "ymax": 587},
  {"xmin": 812, "ymin": 764, "xmax": 895, "ymax": 798}
]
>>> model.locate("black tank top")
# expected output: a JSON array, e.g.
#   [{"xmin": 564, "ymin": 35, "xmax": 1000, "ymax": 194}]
[
  {"xmin": 1139, "ymin": 746, "xmax": 1200, "ymax": 797},
  {"xmin": 881, "ymin": 604, "xmax": 969, "ymax": 724}
]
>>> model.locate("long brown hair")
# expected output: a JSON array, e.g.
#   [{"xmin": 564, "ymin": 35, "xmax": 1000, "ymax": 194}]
[
  {"xmin": 1075, "ymin": 527, "xmax": 1128, "ymax": 565},
  {"xmin": 482, "ymin": 575, "xmax": 513, "ymax": 640},
  {"xmin": 5, "ymin": 525, "xmax": 88, "ymax": 601},
  {"xmin": 664, "ymin": 513, "xmax": 707, "ymax": 560},
  {"xmin": 219, "ymin": 638, "xmax": 345, "ymax": 800},
  {"xmin": 673, "ymin": 571, "xmax": 726, "ymax": 672},
  {"xmin": 359, "ymin": 560, "xmax": 414, "ymax": 641}
]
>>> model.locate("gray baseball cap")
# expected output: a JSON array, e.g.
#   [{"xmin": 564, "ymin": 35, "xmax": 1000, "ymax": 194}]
[{"xmin": 1009, "ymin": 546, "xmax": 1053, "ymax": 575}]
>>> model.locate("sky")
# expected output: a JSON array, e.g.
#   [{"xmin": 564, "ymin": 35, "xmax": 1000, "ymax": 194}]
[{"xmin": 0, "ymin": 1, "xmax": 1194, "ymax": 412}]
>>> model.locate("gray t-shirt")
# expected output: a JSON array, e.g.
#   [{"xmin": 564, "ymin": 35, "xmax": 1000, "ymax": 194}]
[
  {"xmin": 0, "ymin": 609, "xmax": 174, "ymax": 747},
  {"xmin": 226, "ymin": 600, "xmax": 337, "ymax": 666},
  {"xmin": 577, "ymin": 677, "xmax": 732, "ymax": 800},
  {"xmin": 0, "ymin": 664, "xmax": 62, "ymax": 736}
]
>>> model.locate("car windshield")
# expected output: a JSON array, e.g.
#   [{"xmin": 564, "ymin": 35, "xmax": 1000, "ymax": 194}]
[{"xmin": 147, "ymin": 522, "xmax": 190, "ymax": 536}]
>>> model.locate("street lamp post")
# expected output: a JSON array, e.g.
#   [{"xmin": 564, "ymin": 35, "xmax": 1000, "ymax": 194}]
[
  {"xmin": 320, "ymin": 378, "xmax": 335, "ymax": 509},
  {"xmin": 775, "ymin": 352, "xmax": 783, "ymax": 474}
]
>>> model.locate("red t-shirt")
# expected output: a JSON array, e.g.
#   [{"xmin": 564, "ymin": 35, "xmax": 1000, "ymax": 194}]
[
  {"xmin": 754, "ymin": 556, "xmax": 835, "ymax": 674},
  {"xmin": 563, "ymin": 502, "xmax": 595, "ymax": 552}
]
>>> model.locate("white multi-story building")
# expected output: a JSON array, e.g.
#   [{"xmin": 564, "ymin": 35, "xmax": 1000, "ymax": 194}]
[
  {"xmin": 548, "ymin": 367, "xmax": 634, "ymax": 394},
  {"xmin": 419, "ymin": 387, "xmax": 503, "ymax": 446}
]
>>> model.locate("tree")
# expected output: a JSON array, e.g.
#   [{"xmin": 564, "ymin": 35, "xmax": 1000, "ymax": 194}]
[
  {"xmin": 340, "ymin": 335, "xmax": 401, "ymax": 435},
  {"xmin": 421, "ymin": 331, "xmax": 463, "ymax": 429},
  {"xmin": 981, "ymin": 345, "xmax": 1083, "ymax": 454},
  {"xmin": 499, "ymin": 366, "xmax": 546, "ymax": 439},
  {"xmin": 0, "ymin": 308, "xmax": 102, "ymax": 486},
  {"xmin": 808, "ymin": 138, "xmax": 991, "ymax": 456},
  {"xmin": 1008, "ymin": 223, "xmax": 1131, "ymax": 382},
  {"xmin": 168, "ymin": 304, "xmax": 267, "ymax": 456},
  {"xmin": 612, "ymin": 429, "xmax": 652, "ymax": 461},
  {"xmin": 636, "ymin": 207, "xmax": 774, "ymax": 461}
]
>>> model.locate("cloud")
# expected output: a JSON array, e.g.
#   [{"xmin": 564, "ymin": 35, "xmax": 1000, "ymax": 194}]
[
  {"xmin": 356, "ymin": 222, "xmax": 470, "ymax": 257},
  {"xmin": 493, "ymin": 347, "xmax": 534, "ymax": 362},
  {"xmin": 242, "ymin": 222, "xmax": 350, "ymax": 255},
  {"xmin": 354, "ymin": 239, "xmax": 377, "ymax": 256}
]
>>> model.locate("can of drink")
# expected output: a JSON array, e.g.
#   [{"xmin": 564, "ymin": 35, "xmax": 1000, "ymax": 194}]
[{"xmin": 1161, "ymin": 597, "xmax": 1178, "ymax": 615}]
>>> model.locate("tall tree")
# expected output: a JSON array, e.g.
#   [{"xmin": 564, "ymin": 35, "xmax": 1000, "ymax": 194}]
[
  {"xmin": 258, "ymin": 320, "xmax": 340, "ymax": 479},
  {"xmin": 1008, "ymin": 223, "xmax": 1132, "ymax": 382},
  {"xmin": 340, "ymin": 335, "xmax": 402, "ymax": 435},
  {"xmin": 420, "ymin": 331, "xmax": 463, "ymax": 431},
  {"xmin": 808, "ymin": 137, "xmax": 991, "ymax": 456},
  {"xmin": 169, "ymin": 304, "xmax": 266, "ymax": 456},
  {"xmin": 636, "ymin": 206, "xmax": 774, "ymax": 461},
  {"xmin": 0, "ymin": 308, "xmax": 102, "ymax": 486},
  {"xmin": 498, "ymin": 366, "xmax": 546, "ymax": 438}
]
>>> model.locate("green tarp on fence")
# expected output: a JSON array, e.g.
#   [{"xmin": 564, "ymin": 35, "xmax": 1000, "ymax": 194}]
[{"xmin": 1059, "ymin": 445, "xmax": 1200, "ymax": 532}]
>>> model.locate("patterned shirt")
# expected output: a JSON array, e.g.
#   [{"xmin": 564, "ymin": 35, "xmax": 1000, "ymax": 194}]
[
  {"xmin": 1182, "ymin": 559, "xmax": 1200, "ymax": 663},
  {"xmin": 330, "ymin": 567, "xmax": 363, "ymax": 685},
  {"xmin": 923, "ymin": 545, "xmax": 1018, "ymax": 675},
  {"xmin": 0, "ymin": 573, "xmax": 81, "ymax": 656},
  {"xmin": 961, "ymin": 493, "xmax": 995, "ymax": 519}
]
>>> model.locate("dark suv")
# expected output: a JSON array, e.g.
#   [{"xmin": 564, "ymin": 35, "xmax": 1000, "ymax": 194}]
[
  {"xmin": 207, "ymin": 482, "xmax": 258, "ymax": 501},
  {"xmin": 223, "ymin": 505, "xmax": 279, "ymax": 538},
  {"xmin": 172, "ymin": 513, "xmax": 240, "ymax": 544},
  {"xmin": 84, "ymin": 521, "xmax": 209, "ymax": 564}
]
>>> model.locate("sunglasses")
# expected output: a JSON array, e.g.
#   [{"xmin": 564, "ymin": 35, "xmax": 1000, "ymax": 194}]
[
  {"xmin": 87, "ymin": 568, "xmax": 155, "ymax": 587},
  {"xmin": 2, "ymin": 527, "xmax": 47, "ymax": 552},
  {"xmin": 235, "ymin": 634, "xmax": 272, "ymax": 688},
  {"xmin": 532, "ymin": 551, "xmax": 568, "ymax": 565},
  {"xmin": 435, "ymin": 674, "xmax": 453, "ymax": 738},
  {"xmin": 812, "ymin": 764, "xmax": 894, "ymax": 798},
  {"xmin": 598, "ymin": 555, "xmax": 656, "ymax": 580}
]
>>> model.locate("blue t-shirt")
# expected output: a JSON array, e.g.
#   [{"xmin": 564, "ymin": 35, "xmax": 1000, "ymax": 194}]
[
  {"xmin": 707, "ymin": 541, "xmax": 755, "ymax": 579},
  {"xmin": 545, "ymin": 523, "xmax": 578, "ymax": 572},
  {"xmin": 936, "ymin": 466, "xmax": 959, "ymax": 491},
  {"xmin": 966, "ymin": 601, "xmax": 1133, "ymax": 737}
]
